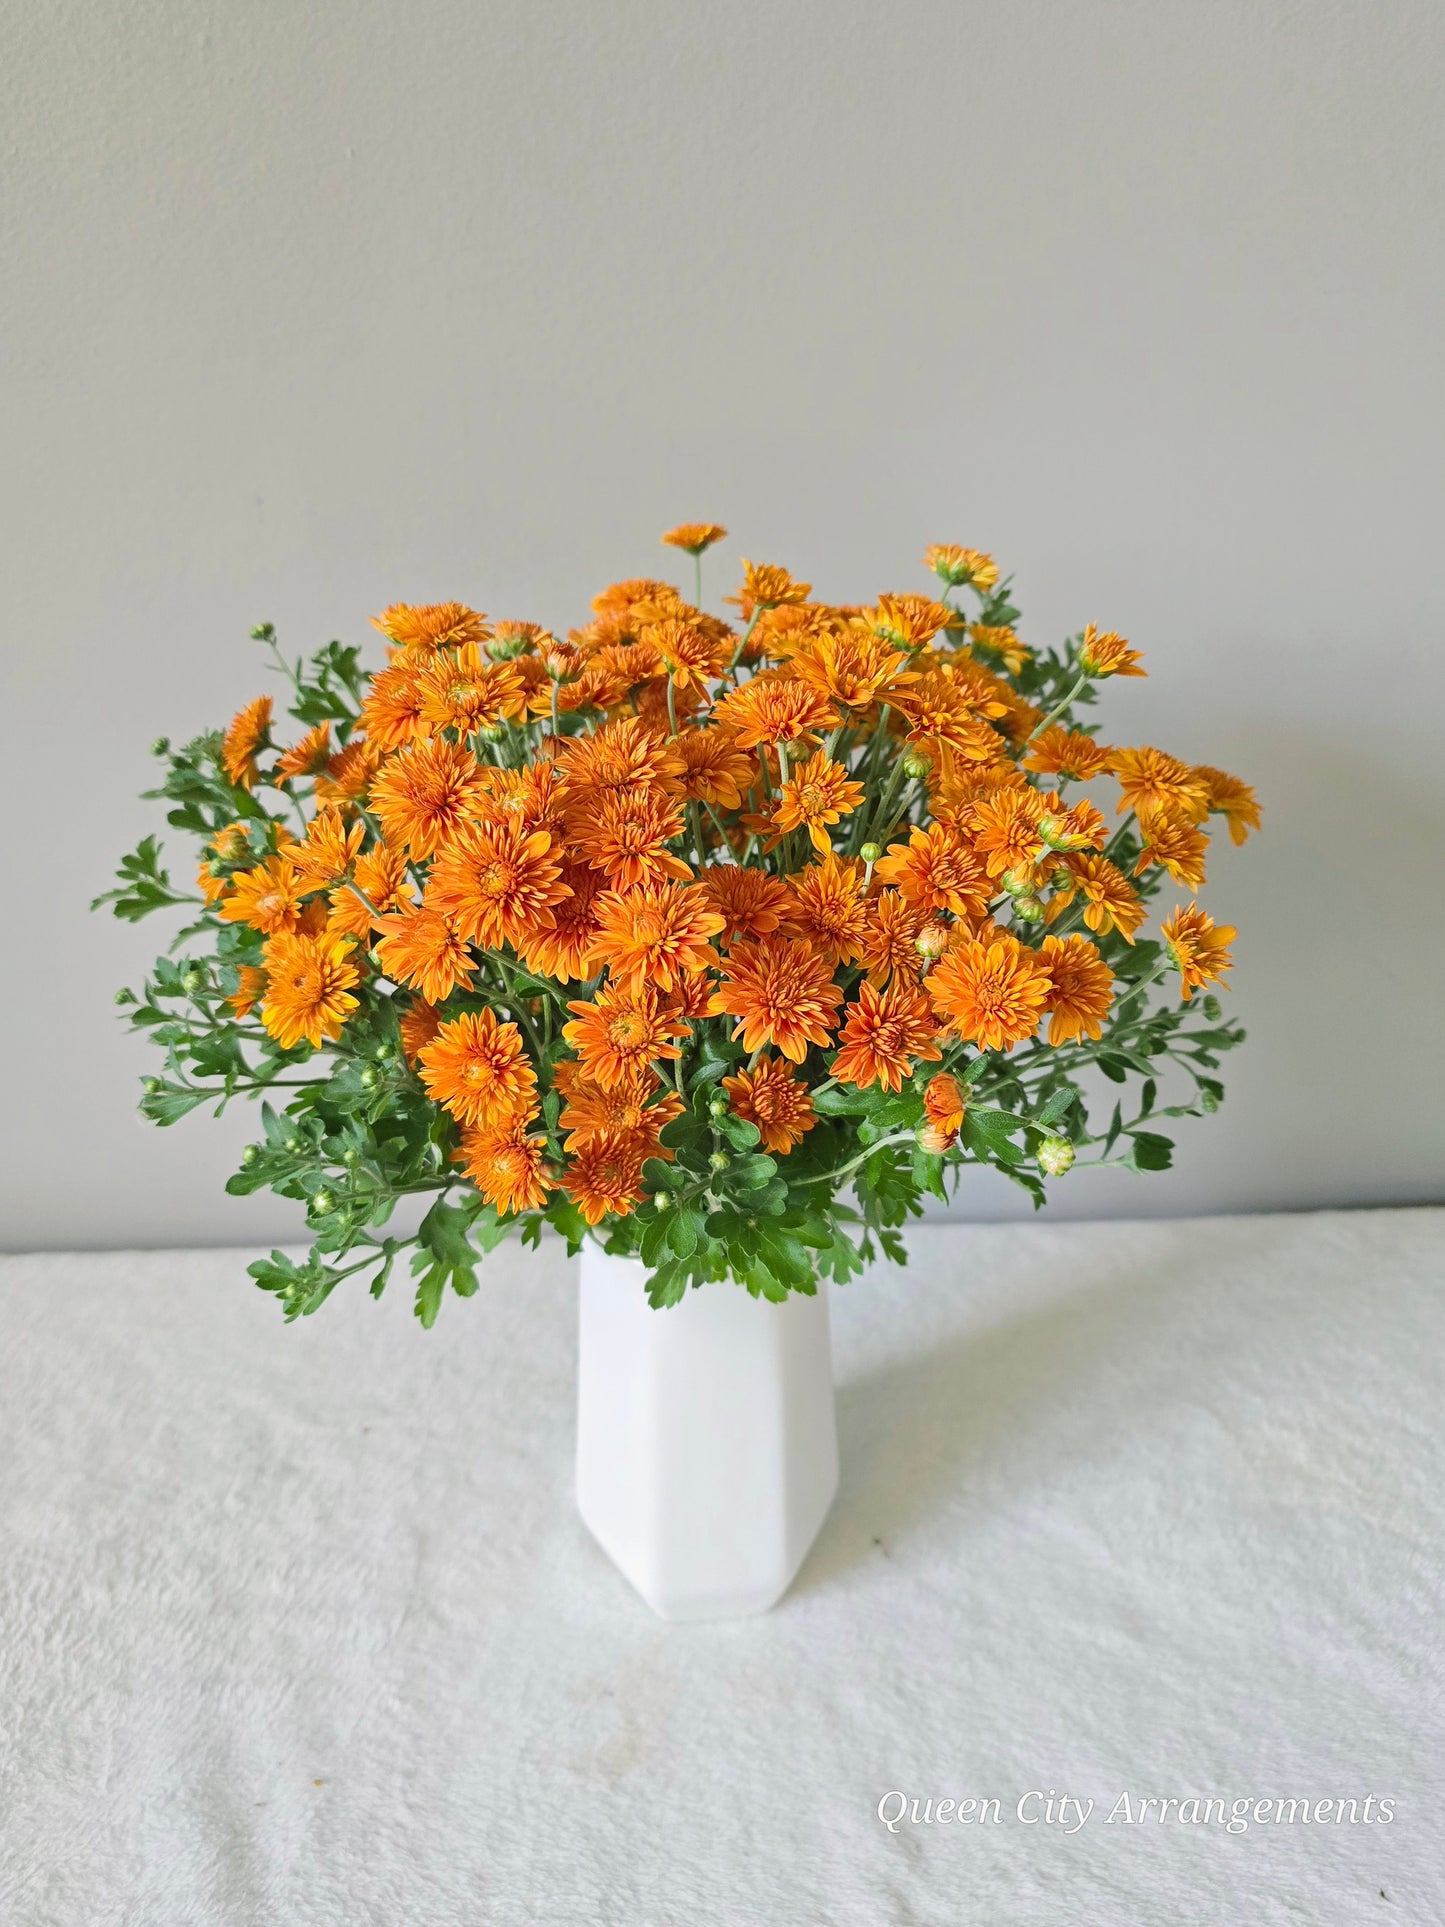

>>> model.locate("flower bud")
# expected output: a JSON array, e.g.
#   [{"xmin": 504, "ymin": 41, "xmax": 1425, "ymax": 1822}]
[
  {"xmin": 859, "ymin": 842, "xmax": 881, "ymax": 865},
  {"xmin": 902, "ymin": 749, "xmax": 933, "ymax": 780},
  {"xmin": 141, "ymin": 1076, "xmax": 160, "ymax": 1094},
  {"xmin": 114, "ymin": 987, "xmax": 136, "ymax": 1006},
  {"xmin": 1199, "ymin": 1089, "xmax": 1219, "ymax": 1113},
  {"xmin": 312, "ymin": 1190, "xmax": 335, "ymax": 1215},
  {"xmin": 249, "ymin": 623, "xmax": 275, "ymax": 642},
  {"xmin": 999, "ymin": 867, "xmax": 1034, "ymax": 898},
  {"xmin": 708, "ymin": 1096, "xmax": 728, "ymax": 1119},
  {"xmin": 1202, "ymin": 994, "xmax": 1222, "ymax": 1021},
  {"xmin": 652, "ymin": 1190, "xmax": 673, "ymax": 1213},
  {"xmin": 1012, "ymin": 894, "xmax": 1045, "ymax": 923},
  {"xmin": 914, "ymin": 921, "xmax": 950, "ymax": 961},
  {"xmin": 709, "ymin": 1149, "xmax": 730, "ymax": 1173},
  {"xmin": 285, "ymin": 1136, "xmax": 302, "ymax": 1153},
  {"xmin": 240, "ymin": 1145, "xmax": 260, "ymax": 1167},
  {"xmin": 1036, "ymin": 814, "xmax": 1067, "ymax": 849},
  {"xmin": 487, "ymin": 634, "xmax": 529, "ymax": 660},
  {"xmin": 1037, "ymin": 1135, "xmax": 1075, "ymax": 1177},
  {"xmin": 150, "ymin": 737, "xmax": 171, "ymax": 757},
  {"xmin": 359, "ymin": 1065, "xmax": 378, "ymax": 1089},
  {"xmin": 917, "ymin": 1124, "xmax": 954, "ymax": 1155},
  {"xmin": 342, "ymin": 1146, "xmax": 362, "ymax": 1166},
  {"xmin": 182, "ymin": 969, "xmax": 204, "ymax": 994},
  {"xmin": 373, "ymin": 1042, "xmax": 392, "ymax": 1061}
]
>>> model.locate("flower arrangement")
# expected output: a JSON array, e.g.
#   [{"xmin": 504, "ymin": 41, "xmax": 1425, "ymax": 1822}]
[{"xmin": 97, "ymin": 528, "xmax": 1258, "ymax": 1319}]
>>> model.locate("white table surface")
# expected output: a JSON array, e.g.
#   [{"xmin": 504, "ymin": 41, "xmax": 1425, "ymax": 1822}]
[{"xmin": 2, "ymin": 1208, "xmax": 1441, "ymax": 1926}]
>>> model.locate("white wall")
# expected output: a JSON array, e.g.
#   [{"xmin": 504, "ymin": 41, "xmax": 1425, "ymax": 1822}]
[{"xmin": 4, "ymin": 0, "xmax": 1443, "ymax": 1250}]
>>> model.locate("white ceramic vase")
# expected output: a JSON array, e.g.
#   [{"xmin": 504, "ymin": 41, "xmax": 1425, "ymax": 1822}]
[{"xmin": 575, "ymin": 1246, "xmax": 839, "ymax": 1621}]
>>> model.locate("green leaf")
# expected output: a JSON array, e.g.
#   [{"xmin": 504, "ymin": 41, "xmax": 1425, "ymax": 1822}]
[
  {"xmin": 1034, "ymin": 1087, "xmax": 1075, "ymax": 1127},
  {"xmin": 1127, "ymin": 1131, "xmax": 1174, "ymax": 1171},
  {"xmin": 139, "ymin": 1082, "xmax": 211, "ymax": 1126}
]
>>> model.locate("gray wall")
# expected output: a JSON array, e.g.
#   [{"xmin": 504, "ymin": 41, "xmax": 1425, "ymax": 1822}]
[{"xmin": 5, "ymin": 0, "xmax": 1443, "ymax": 1250}]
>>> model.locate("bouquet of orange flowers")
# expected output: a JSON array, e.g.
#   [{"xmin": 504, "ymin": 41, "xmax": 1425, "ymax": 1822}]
[{"xmin": 97, "ymin": 527, "xmax": 1258, "ymax": 1318}]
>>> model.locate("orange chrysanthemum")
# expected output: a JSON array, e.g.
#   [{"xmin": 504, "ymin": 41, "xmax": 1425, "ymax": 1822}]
[
  {"xmin": 831, "ymin": 978, "xmax": 941, "ymax": 1092},
  {"xmin": 557, "ymin": 715, "xmax": 684, "ymax": 809},
  {"xmin": 920, "ymin": 1072, "xmax": 966, "ymax": 1153},
  {"xmin": 259, "ymin": 930, "xmax": 360, "ymax": 1049},
  {"xmin": 373, "ymin": 903, "xmax": 477, "ymax": 1003},
  {"xmin": 927, "ymin": 928, "xmax": 1050, "ymax": 1051},
  {"xmin": 477, "ymin": 760, "xmax": 568, "ymax": 835},
  {"xmin": 398, "ymin": 999, "xmax": 444, "ymax": 1064},
  {"xmin": 642, "ymin": 618, "xmax": 730, "ymax": 692},
  {"xmin": 327, "ymin": 843, "xmax": 414, "ymax": 940},
  {"xmin": 1112, "ymin": 747, "xmax": 1210, "ymax": 827},
  {"xmin": 709, "ymin": 935, "xmax": 843, "ymax": 1062},
  {"xmin": 515, "ymin": 859, "xmax": 608, "ymax": 984},
  {"xmin": 1023, "ymin": 726, "xmax": 1116, "ymax": 783},
  {"xmin": 292, "ymin": 808, "xmax": 364, "ymax": 887},
  {"xmin": 968, "ymin": 786, "xmax": 1048, "ymax": 879},
  {"xmin": 782, "ymin": 853, "xmax": 869, "ymax": 965},
  {"xmin": 967, "ymin": 623, "xmax": 1031, "ymax": 675},
  {"xmin": 563, "ymin": 981, "xmax": 686, "ymax": 1088},
  {"xmin": 221, "ymin": 695, "xmax": 273, "ymax": 790},
  {"xmin": 227, "ymin": 963, "xmax": 267, "ymax": 1020},
  {"xmin": 696, "ymin": 864, "xmax": 792, "ymax": 946},
  {"xmin": 415, "ymin": 645, "xmax": 527, "ymax": 735},
  {"xmin": 1038, "ymin": 934, "xmax": 1115, "ymax": 1046},
  {"xmin": 661, "ymin": 522, "xmax": 727, "ymax": 554},
  {"xmin": 557, "ymin": 1064, "xmax": 681, "ymax": 1153},
  {"xmin": 458, "ymin": 1116, "xmax": 553, "ymax": 1216},
  {"xmin": 923, "ymin": 545, "xmax": 999, "ymax": 591},
  {"xmin": 563, "ymin": 1131, "xmax": 650, "ymax": 1225},
  {"xmin": 418, "ymin": 1010, "xmax": 536, "ymax": 1129},
  {"xmin": 729, "ymin": 560, "xmax": 812, "ymax": 621},
  {"xmin": 713, "ymin": 676, "xmax": 836, "ymax": 749},
  {"xmin": 1196, "ymin": 765, "xmax": 1262, "ymax": 845},
  {"xmin": 721, "ymin": 1056, "xmax": 817, "ymax": 1154},
  {"xmin": 570, "ymin": 787, "xmax": 693, "ymax": 889},
  {"xmin": 873, "ymin": 823, "xmax": 991, "ymax": 918},
  {"xmin": 1135, "ymin": 813, "xmax": 1209, "ymax": 891},
  {"xmin": 1162, "ymin": 903, "xmax": 1236, "ymax": 1001},
  {"xmin": 1046, "ymin": 852, "xmax": 1145, "ymax": 943},
  {"xmin": 315, "ymin": 736, "xmax": 384, "ymax": 805},
  {"xmin": 589, "ymin": 882, "xmax": 723, "ymax": 992},
  {"xmin": 870, "ymin": 594, "xmax": 953, "ymax": 651},
  {"xmin": 360, "ymin": 658, "xmax": 428, "ymax": 751},
  {"xmin": 426, "ymin": 817, "xmax": 567, "ymax": 950},
  {"xmin": 369, "ymin": 738, "xmax": 490, "ymax": 857},
  {"xmin": 371, "ymin": 602, "xmax": 490, "ymax": 654},
  {"xmin": 771, "ymin": 750, "xmax": 864, "ymax": 853},
  {"xmin": 1078, "ymin": 624, "xmax": 1145, "ymax": 679},
  {"xmin": 860, "ymin": 888, "xmax": 928, "ymax": 988},
  {"xmin": 793, "ymin": 631, "xmax": 913, "ymax": 711},
  {"xmin": 219, "ymin": 854, "xmax": 312, "ymax": 935},
  {"xmin": 675, "ymin": 728, "xmax": 755, "ymax": 810},
  {"xmin": 275, "ymin": 722, "xmax": 333, "ymax": 783}
]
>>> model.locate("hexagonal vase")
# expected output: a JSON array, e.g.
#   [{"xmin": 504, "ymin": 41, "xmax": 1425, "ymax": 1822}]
[{"xmin": 576, "ymin": 1248, "xmax": 839, "ymax": 1621}]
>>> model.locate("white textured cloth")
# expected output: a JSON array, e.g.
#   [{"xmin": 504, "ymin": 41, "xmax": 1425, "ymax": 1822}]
[{"xmin": 2, "ymin": 1209, "xmax": 1441, "ymax": 1925}]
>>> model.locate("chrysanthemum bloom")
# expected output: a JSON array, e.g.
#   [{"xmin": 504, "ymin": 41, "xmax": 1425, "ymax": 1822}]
[
  {"xmin": 370, "ymin": 602, "xmax": 491, "ymax": 654},
  {"xmin": 919, "ymin": 1072, "xmax": 966, "ymax": 1153},
  {"xmin": 227, "ymin": 963, "xmax": 267, "ymax": 1020},
  {"xmin": 1162, "ymin": 903, "xmax": 1236, "ymax": 1001},
  {"xmin": 729, "ymin": 560, "xmax": 812, "ymax": 621},
  {"xmin": 427, "ymin": 816, "xmax": 566, "ymax": 951},
  {"xmin": 793, "ymin": 631, "xmax": 912, "ymax": 712},
  {"xmin": 563, "ymin": 1131, "xmax": 650, "ymax": 1225},
  {"xmin": 398, "ymin": 999, "xmax": 444, "ymax": 1064},
  {"xmin": 1195, "ymin": 765, "xmax": 1262, "ymax": 845},
  {"xmin": 219, "ymin": 854, "xmax": 312, "ymax": 935},
  {"xmin": 1035, "ymin": 792, "xmax": 1107, "ymax": 854},
  {"xmin": 557, "ymin": 715, "xmax": 685, "ymax": 812},
  {"xmin": 673, "ymin": 727, "xmax": 755, "ymax": 812},
  {"xmin": 557, "ymin": 1064, "xmax": 682, "ymax": 1152},
  {"xmin": 369, "ymin": 738, "xmax": 490, "ymax": 857},
  {"xmin": 418, "ymin": 1010, "xmax": 537, "ymax": 1129},
  {"xmin": 923, "ymin": 545, "xmax": 1000, "ymax": 591},
  {"xmin": 476, "ymin": 761, "xmax": 568, "ymax": 835},
  {"xmin": 590, "ymin": 577, "xmax": 683, "ymax": 620},
  {"xmin": 221, "ymin": 695, "xmax": 274, "ymax": 790},
  {"xmin": 459, "ymin": 1116, "xmax": 553, "ymax": 1216},
  {"xmin": 275, "ymin": 722, "xmax": 333, "ymax": 783},
  {"xmin": 709, "ymin": 934, "xmax": 843, "ymax": 1061},
  {"xmin": 326, "ymin": 843, "xmax": 414, "ymax": 940},
  {"xmin": 832, "ymin": 978, "xmax": 942, "ymax": 1092},
  {"xmin": 291, "ymin": 808, "xmax": 364, "ymax": 887},
  {"xmin": 372, "ymin": 903, "xmax": 476, "ymax": 1003},
  {"xmin": 589, "ymin": 882, "xmax": 723, "ymax": 992},
  {"xmin": 415, "ymin": 645, "xmax": 527, "ymax": 735},
  {"xmin": 314, "ymin": 736, "xmax": 384, "ymax": 805},
  {"xmin": 967, "ymin": 787, "xmax": 1048, "ymax": 879},
  {"xmin": 713, "ymin": 676, "xmax": 837, "ymax": 750},
  {"xmin": 570, "ymin": 787, "xmax": 693, "ymax": 890},
  {"xmin": 1023, "ymin": 726, "xmax": 1116, "ymax": 783},
  {"xmin": 782, "ymin": 854, "xmax": 869, "ymax": 965},
  {"xmin": 661, "ymin": 522, "xmax": 728, "ymax": 555},
  {"xmin": 1111, "ymin": 747, "xmax": 1210, "ymax": 827},
  {"xmin": 563, "ymin": 982, "xmax": 686, "ymax": 1088},
  {"xmin": 360, "ymin": 658, "xmax": 428, "ymax": 751},
  {"xmin": 696, "ymin": 864, "xmax": 792, "ymax": 945},
  {"xmin": 927, "ymin": 928, "xmax": 1051, "ymax": 1051},
  {"xmin": 860, "ymin": 888, "xmax": 928, "ymax": 987},
  {"xmin": 1046, "ymin": 852, "xmax": 1145, "ymax": 942},
  {"xmin": 642, "ymin": 618, "xmax": 730, "ymax": 692},
  {"xmin": 516, "ymin": 859, "xmax": 608, "ymax": 983},
  {"xmin": 721, "ymin": 1056, "xmax": 817, "ymax": 1154},
  {"xmin": 1038, "ymin": 934, "xmax": 1115, "ymax": 1045},
  {"xmin": 1135, "ymin": 813, "xmax": 1209, "ymax": 891},
  {"xmin": 771, "ymin": 751, "xmax": 865, "ymax": 854},
  {"xmin": 1078, "ymin": 624, "xmax": 1145, "ymax": 679},
  {"xmin": 664, "ymin": 972, "xmax": 716, "ymax": 1023},
  {"xmin": 197, "ymin": 863, "xmax": 230, "ymax": 906},
  {"xmin": 259, "ymin": 930, "xmax": 360, "ymax": 1049},
  {"xmin": 895, "ymin": 667, "xmax": 1008, "ymax": 761},
  {"xmin": 873, "ymin": 824, "xmax": 991, "ymax": 918},
  {"xmin": 967, "ymin": 623, "xmax": 1031, "ymax": 675}
]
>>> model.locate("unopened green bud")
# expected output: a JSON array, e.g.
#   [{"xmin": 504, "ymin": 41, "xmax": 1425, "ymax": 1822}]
[
  {"xmin": 249, "ymin": 622, "xmax": 275, "ymax": 642},
  {"xmin": 488, "ymin": 634, "xmax": 529, "ymax": 661},
  {"xmin": 141, "ymin": 1076, "xmax": 160, "ymax": 1094},
  {"xmin": 478, "ymin": 722, "xmax": 506, "ymax": 742},
  {"xmin": 1037, "ymin": 1135, "xmax": 1075, "ymax": 1177},
  {"xmin": 181, "ymin": 969, "xmax": 204, "ymax": 994},
  {"xmin": 312, "ymin": 1190, "xmax": 335, "ymax": 1215},
  {"xmin": 1036, "ymin": 814, "xmax": 1066, "ymax": 848},
  {"xmin": 342, "ymin": 1146, "xmax": 362, "ymax": 1166},
  {"xmin": 150, "ymin": 737, "xmax": 171, "ymax": 757},
  {"xmin": 545, "ymin": 658, "xmax": 567, "ymax": 681},
  {"xmin": 285, "ymin": 1136, "xmax": 302, "ymax": 1153},
  {"xmin": 241, "ymin": 1144, "xmax": 260, "ymax": 1167},
  {"xmin": 1202, "ymin": 994, "xmax": 1222, "ymax": 1021},
  {"xmin": 902, "ymin": 749, "xmax": 933, "ymax": 780},
  {"xmin": 114, "ymin": 987, "xmax": 136, "ymax": 1006},
  {"xmin": 359, "ymin": 1066, "xmax": 378, "ymax": 1089},
  {"xmin": 1199, "ymin": 1089, "xmax": 1220, "ymax": 1113},
  {"xmin": 708, "ymin": 1096, "xmax": 728, "ymax": 1119},
  {"xmin": 652, "ymin": 1191, "xmax": 673, "ymax": 1212},
  {"xmin": 709, "ymin": 1150, "xmax": 730, "ymax": 1173},
  {"xmin": 999, "ymin": 868, "xmax": 1034, "ymax": 898},
  {"xmin": 1013, "ymin": 894, "xmax": 1045, "ymax": 924},
  {"xmin": 859, "ymin": 842, "xmax": 881, "ymax": 865}
]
